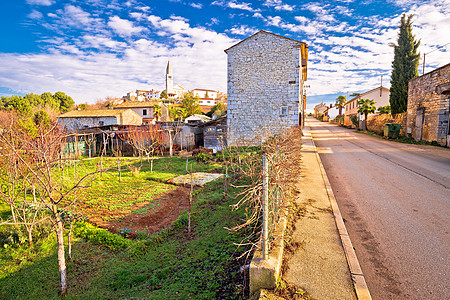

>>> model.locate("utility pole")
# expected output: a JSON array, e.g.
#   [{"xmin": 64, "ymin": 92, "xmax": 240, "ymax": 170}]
[{"xmin": 380, "ymin": 75, "xmax": 383, "ymax": 97}]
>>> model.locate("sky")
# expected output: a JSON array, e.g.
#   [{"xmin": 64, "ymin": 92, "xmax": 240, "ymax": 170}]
[{"xmin": 0, "ymin": 0, "xmax": 449, "ymax": 111}]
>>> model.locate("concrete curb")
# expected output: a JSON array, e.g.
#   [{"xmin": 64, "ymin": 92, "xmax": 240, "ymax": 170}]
[
  {"xmin": 250, "ymin": 215, "xmax": 288, "ymax": 299},
  {"xmin": 307, "ymin": 130, "xmax": 372, "ymax": 300}
]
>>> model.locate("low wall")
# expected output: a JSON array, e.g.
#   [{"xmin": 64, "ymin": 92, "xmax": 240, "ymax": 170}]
[{"xmin": 366, "ymin": 113, "xmax": 407, "ymax": 135}]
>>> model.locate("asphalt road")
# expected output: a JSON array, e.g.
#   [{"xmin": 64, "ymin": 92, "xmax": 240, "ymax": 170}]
[{"xmin": 308, "ymin": 117, "xmax": 450, "ymax": 300}]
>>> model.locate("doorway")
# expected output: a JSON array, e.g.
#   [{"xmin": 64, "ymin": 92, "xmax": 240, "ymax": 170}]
[{"xmin": 415, "ymin": 108, "xmax": 425, "ymax": 141}]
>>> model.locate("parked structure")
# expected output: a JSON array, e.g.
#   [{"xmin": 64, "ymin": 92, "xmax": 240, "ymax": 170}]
[
  {"xmin": 406, "ymin": 63, "xmax": 450, "ymax": 146},
  {"xmin": 344, "ymin": 86, "xmax": 390, "ymax": 127},
  {"xmin": 225, "ymin": 30, "xmax": 308, "ymax": 145},
  {"xmin": 58, "ymin": 109, "xmax": 142, "ymax": 132}
]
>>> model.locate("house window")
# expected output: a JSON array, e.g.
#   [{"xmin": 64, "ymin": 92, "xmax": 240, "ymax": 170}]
[
  {"xmin": 280, "ymin": 106, "xmax": 288, "ymax": 116},
  {"xmin": 143, "ymin": 109, "xmax": 147, "ymax": 116}
]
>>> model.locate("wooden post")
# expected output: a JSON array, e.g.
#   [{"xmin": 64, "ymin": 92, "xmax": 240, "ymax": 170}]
[{"xmin": 262, "ymin": 155, "xmax": 269, "ymax": 259}]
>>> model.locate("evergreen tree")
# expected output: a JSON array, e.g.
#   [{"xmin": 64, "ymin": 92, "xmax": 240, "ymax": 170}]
[
  {"xmin": 357, "ymin": 98, "xmax": 376, "ymax": 130},
  {"xmin": 389, "ymin": 14, "xmax": 420, "ymax": 114}
]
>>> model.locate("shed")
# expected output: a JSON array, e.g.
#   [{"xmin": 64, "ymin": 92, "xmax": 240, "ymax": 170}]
[{"xmin": 199, "ymin": 115, "xmax": 227, "ymax": 152}]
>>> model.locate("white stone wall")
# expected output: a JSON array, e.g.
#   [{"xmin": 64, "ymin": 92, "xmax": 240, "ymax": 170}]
[{"xmin": 226, "ymin": 31, "xmax": 305, "ymax": 145}]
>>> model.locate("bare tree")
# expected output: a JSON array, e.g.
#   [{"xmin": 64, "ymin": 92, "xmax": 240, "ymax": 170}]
[
  {"xmin": 122, "ymin": 125, "xmax": 165, "ymax": 172},
  {"xmin": 0, "ymin": 118, "xmax": 105, "ymax": 295}
]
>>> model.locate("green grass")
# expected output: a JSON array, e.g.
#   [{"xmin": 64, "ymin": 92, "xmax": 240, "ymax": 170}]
[{"xmin": 0, "ymin": 155, "xmax": 256, "ymax": 299}]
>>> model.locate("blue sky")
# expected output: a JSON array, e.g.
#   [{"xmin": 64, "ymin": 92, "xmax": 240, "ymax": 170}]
[{"xmin": 0, "ymin": 0, "xmax": 449, "ymax": 111}]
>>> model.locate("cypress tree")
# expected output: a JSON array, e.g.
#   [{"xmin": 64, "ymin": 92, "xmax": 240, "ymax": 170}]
[{"xmin": 389, "ymin": 14, "xmax": 420, "ymax": 114}]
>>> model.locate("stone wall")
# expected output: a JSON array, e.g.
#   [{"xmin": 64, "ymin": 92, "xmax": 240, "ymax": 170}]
[
  {"xmin": 407, "ymin": 63, "xmax": 450, "ymax": 146},
  {"xmin": 366, "ymin": 113, "xmax": 407, "ymax": 135},
  {"xmin": 225, "ymin": 30, "xmax": 307, "ymax": 145}
]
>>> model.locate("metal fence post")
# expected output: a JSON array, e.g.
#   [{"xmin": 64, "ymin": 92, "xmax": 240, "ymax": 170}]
[{"xmin": 262, "ymin": 154, "xmax": 269, "ymax": 259}]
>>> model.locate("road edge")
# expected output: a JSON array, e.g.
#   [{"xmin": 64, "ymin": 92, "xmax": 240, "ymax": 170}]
[{"xmin": 308, "ymin": 129, "xmax": 372, "ymax": 300}]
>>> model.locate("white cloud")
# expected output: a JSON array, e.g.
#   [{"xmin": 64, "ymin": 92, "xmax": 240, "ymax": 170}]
[
  {"xmin": 264, "ymin": 0, "xmax": 295, "ymax": 11},
  {"xmin": 26, "ymin": 0, "xmax": 53, "ymax": 6},
  {"xmin": 211, "ymin": 1, "xmax": 260, "ymax": 12},
  {"xmin": 190, "ymin": 3, "xmax": 203, "ymax": 9},
  {"xmin": 108, "ymin": 16, "xmax": 144, "ymax": 36},
  {"xmin": 227, "ymin": 25, "xmax": 258, "ymax": 36},
  {"xmin": 28, "ymin": 10, "xmax": 43, "ymax": 19}
]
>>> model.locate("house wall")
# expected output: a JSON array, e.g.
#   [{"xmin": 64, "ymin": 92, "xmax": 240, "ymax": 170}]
[
  {"xmin": 345, "ymin": 87, "xmax": 391, "ymax": 121},
  {"xmin": 59, "ymin": 116, "xmax": 118, "ymax": 132},
  {"xmin": 193, "ymin": 90, "xmax": 218, "ymax": 99},
  {"xmin": 226, "ymin": 31, "xmax": 306, "ymax": 145},
  {"xmin": 120, "ymin": 109, "xmax": 144, "ymax": 126},
  {"xmin": 407, "ymin": 63, "xmax": 450, "ymax": 146}
]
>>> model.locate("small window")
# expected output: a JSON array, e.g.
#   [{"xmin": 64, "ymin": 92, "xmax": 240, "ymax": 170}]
[
  {"xmin": 143, "ymin": 109, "xmax": 147, "ymax": 116},
  {"xmin": 280, "ymin": 106, "xmax": 288, "ymax": 116}
]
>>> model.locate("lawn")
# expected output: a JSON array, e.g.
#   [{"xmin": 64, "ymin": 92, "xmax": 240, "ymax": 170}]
[{"xmin": 0, "ymin": 155, "xmax": 256, "ymax": 299}]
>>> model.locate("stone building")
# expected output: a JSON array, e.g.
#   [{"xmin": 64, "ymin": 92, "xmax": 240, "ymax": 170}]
[
  {"xmin": 58, "ymin": 109, "xmax": 142, "ymax": 132},
  {"xmin": 225, "ymin": 30, "xmax": 308, "ymax": 145},
  {"xmin": 406, "ymin": 63, "xmax": 450, "ymax": 146},
  {"xmin": 314, "ymin": 103, "xmax": 328, "ymax": 118}
]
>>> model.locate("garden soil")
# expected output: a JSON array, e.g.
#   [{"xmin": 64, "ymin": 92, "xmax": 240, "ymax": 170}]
[{"xmin": 79, "ymin": 186, "xmax": 192, "ymax": 238}]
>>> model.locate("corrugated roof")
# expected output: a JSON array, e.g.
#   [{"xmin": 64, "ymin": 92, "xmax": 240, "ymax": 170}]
[{"xmin": 58, "ymin": 109, "xmax": 130, "ymax": 118}]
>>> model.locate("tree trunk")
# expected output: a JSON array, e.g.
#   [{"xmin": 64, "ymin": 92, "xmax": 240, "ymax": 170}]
[
  {"xmin": 68, "ymin": 222, "xmax": 72, "ymax": 261},
  {"xmin": 53, "ymin": 205, "xmax": 67, "ymax": 295},
  {"xmin": 27, "ymin": 228, "xmax": 33, "ymax": 247}
]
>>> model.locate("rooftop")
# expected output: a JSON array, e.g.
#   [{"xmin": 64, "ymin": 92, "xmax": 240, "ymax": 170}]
[{"xmin": 58, "ymin": 109, "xmax": 134, "ymax": 118}]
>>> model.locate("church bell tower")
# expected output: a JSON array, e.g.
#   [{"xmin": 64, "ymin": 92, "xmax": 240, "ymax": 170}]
[{"xmin": 165, "ymin": 60, "xmax": 173, "ymax": 95}]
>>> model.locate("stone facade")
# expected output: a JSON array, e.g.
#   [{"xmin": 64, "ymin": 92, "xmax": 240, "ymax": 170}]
[
  {"xmin": 225, "ymin": 30, "xmax": 308, "ymax": 145},
  {"xmin": 314, "ymin": 103, "xmax": 328, "ymax": 118},
  {"xmin": 407, "ymin": 63, "xmax": 450, "ymax": 146}
]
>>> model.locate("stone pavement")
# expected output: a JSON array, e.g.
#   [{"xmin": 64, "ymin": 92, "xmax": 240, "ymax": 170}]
[{"xmin": 282, "ymin": 122, "xmax": 357, "ymax": 300}]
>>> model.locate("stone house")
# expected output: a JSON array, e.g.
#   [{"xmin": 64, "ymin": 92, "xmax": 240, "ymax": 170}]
[
  {"xmin": 58, "ymin": 109, "xmax": 142, "ymax": 132},
  {"xmin": 344, "ymin": 86, "xmax": 390, "ymax": 127},
  {"xmin": 314, "ymin": 103, "xmax": 328, "ymax": 118},
  {"xmin": 406, "ymin": 63, "xmax": 450, "ymax": 146},
  {"xmin": 225, "ymin": 30, "xmax": 308, "ymax": 145}
]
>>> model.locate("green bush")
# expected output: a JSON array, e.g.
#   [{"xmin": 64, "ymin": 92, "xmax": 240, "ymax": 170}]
[
  {"xmin": 194, "ymin": 152, "xmax": 213, "ymax": 162},
  {"xmin": 73, "ymin": 221, "xmax": 132, "ymax": 250}
]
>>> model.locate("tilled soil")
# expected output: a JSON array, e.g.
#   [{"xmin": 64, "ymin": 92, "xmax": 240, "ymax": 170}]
[{"xmin": 79, "ymin": 186, "xmax": 192, "ymax": 237}]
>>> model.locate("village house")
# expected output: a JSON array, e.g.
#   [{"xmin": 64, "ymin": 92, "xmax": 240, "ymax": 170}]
[
  {"xmin": 314, "ymin": 103, "xmax": 328, "ymax": 118},
  {"xmin": 225, "ymin": 30, "xmax": 308, "ymax": 145},
  {"xmin": 344, "ymin": 86, "xmax": 390, "ymax": 127},
  {"xmin": 406, "ymin": 63, "xmax": 450, "ymax": 146},
  {"xmin": 322, "ymin": 104, "xmax": 341, "ymax": 122},
  {"xmin": 58, "ymin": 109, "xmax": 142, "ymax": 132},
  {"xmin": 113, "ymin": 101, "xmax": 169, "ymax": 124}
]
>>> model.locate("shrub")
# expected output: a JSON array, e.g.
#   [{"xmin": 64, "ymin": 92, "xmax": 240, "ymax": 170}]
[
  {"xmin": 194, "ymin": 152, "xmax": 213, "ymax": 162},
  {"xmin": 73, "ymin": 222, "xmax": 132, "ymax": 250}
]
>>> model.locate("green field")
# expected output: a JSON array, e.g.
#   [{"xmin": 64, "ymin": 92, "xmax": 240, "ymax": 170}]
[{"xmin": 0, "ymin": 155, "xmax": 256, "ymax": 299}]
